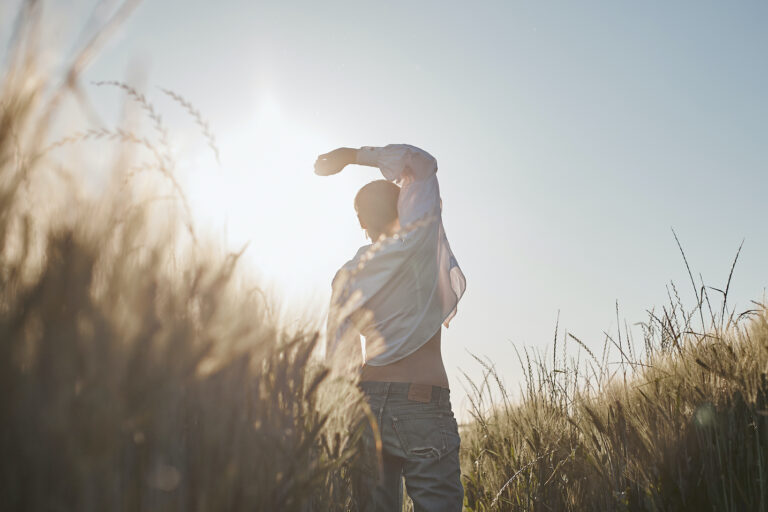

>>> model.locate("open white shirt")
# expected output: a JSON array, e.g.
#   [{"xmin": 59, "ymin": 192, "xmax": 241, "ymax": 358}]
[{"xmin": 327, "ymin": 144, "xmax": 466, "ymax": 366}]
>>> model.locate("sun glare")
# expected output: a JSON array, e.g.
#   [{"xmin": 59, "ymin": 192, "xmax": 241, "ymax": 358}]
[{"xmin": 183, "ymin": 92, "xmax": 357, "ymax": 311}]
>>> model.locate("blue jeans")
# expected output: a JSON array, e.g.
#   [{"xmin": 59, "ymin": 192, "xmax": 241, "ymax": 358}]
[{"xmin": 358, "ymin": 381, "xmax": 463, "ymax": 512}]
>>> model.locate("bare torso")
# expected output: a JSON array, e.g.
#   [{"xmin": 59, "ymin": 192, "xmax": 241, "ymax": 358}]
[{"xmin": 360, "ymin": 329, "xmax": 449, "ymax": 387}]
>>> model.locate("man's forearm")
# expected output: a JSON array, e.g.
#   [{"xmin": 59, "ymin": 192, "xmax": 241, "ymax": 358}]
[
  {"xmin": 339, "ymin": 147, "xmax": 360, "ymax": 167},
  {"xmin": 354, "ymin": 146, "xmax": 381, "ymax": 168},
  {"xmin": 314, "ymin": 147, "xmax": 361, "ymax": 176},
  {"xmin": 330, "ymin": 146, "xmax": 381, "ymax": 169}
]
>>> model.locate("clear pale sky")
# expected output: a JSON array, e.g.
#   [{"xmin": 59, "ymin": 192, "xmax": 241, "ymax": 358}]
[{"xmin": 4, "ymin": 0, "xmax": 767, "ymax": 414}]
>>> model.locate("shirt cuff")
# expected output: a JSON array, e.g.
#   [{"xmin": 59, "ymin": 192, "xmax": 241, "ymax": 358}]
[{"xmin": 356, "ymin": 146, "xmax": 381, "ymax": 167}]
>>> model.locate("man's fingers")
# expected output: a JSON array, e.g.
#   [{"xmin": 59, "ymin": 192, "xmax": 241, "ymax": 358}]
[
  {"xmin": 317, "ymin": 148, "xmax": 342, "ymax": 160},
  {"xmin": 314, "ymin": 159, "xmax": 337, "ymax": 176},
  {"xmin": 314, "ymin": 148, "xmax": 347, "ymax": 176}
]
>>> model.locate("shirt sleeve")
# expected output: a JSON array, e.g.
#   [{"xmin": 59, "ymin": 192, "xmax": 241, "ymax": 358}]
[
  {"xmin": 356, "ymin": 144, "xmax": 437, "ymax": 183},
  {"xmin": 326, "ymin": 267, "xmax": 365, "ymax": 364},
  {"xmin": 356, "ymin": 144, "xmax": 441, "ymax": 227}
]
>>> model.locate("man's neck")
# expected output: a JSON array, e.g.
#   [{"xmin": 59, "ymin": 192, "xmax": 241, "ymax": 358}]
[{"xmin": 366, "ymin": 220, "xmax": 400, "ymax": 243}]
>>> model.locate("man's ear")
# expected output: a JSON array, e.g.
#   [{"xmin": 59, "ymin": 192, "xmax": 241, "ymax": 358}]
[{"xmin": 357, "ymin": 215, "xmax": 366, "ymax": 230}]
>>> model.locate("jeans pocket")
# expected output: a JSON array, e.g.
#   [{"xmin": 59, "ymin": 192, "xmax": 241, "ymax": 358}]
[
  {"xmin": 441, "ymin": 415, "xmax": 461, "ymax": 454},
  {"xmin": 393, "ymin": 414, "xmax": 459, "ymax": 459}
]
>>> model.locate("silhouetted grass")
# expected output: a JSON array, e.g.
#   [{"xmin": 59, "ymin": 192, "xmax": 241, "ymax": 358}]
[{"xmin": 461, "ymin": 260, "xmax": 768, "ymax": 511}]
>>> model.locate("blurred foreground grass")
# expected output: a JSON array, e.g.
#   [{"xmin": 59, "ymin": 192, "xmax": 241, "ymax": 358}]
[{"xmin": 0, "ymin": 5, "xmax": 367, "ymax": 511}]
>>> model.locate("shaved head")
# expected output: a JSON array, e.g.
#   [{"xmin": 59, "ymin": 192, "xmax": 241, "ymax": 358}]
[{"xmin": 354, "ymin": 180, "xmax": 400, "ymax": 238}]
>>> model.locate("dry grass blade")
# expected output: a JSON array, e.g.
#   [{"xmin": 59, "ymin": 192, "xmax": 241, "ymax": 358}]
[
  {"xmin": 567, "ymin": 332, "xmax": 599, "ymax": 366},
  {"xmin": 159, "ymin": 87, "xmax": 220, "ymax": 164},
  {"xmin": 491, "ymin": 451, "xmax": 553, "ymax": 508},
  {"xmin": 92, "ymin": 80, "xmax": 172, "ymax": 161},
  {"xmin": 722, "ymin": 239, "xmax": 744, "ymax": 329},
  {"xmin": 672, "ymin": 227, "xmax": 707, "ymax": 331}
]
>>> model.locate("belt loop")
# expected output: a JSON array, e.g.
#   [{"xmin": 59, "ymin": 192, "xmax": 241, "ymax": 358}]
[{"xmin": 378, "ymin": 382, "xmax": 392, "ymax": 425}]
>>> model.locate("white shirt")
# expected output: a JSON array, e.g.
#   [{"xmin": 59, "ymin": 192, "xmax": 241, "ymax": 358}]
[{"xmin": 327, "ymin": 144, "xmax": 466, "ymax": 366}]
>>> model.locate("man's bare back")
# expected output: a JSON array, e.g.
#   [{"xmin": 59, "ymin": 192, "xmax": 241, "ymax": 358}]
[{"xmin": 360, "ymin": 329, "xmax": 449, "ymax": 387}]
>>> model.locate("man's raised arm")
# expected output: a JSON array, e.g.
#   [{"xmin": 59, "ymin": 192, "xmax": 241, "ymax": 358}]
[
  {"xmin": 314, "ymin": 147, "xmax": 359, "ymax": 176},
  {"xmin": 315, "ymin": 144, "xmax": 441, "ymax": 226},
  {"xmin": 315, "ymin": 145, "xmax": 437, "ymax": 181}
]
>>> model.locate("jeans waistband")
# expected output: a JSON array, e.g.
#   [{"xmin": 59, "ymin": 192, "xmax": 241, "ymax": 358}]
[{"xmin": 359, "ymin": 381, "xmax": 450, "ymax": 406}]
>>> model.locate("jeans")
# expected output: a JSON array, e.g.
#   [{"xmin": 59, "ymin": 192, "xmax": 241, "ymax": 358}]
[{"xmin": 358, "ymin": 381, "xmax": 463, "ymax": 512}]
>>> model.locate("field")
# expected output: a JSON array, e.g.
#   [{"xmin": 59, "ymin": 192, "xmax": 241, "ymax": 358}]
[
  {"xmin": 460, "ymin": 287, "xmax": 768, "ymax": 511},
  {"xmin": 2, "ymin": 5, "xmax": 767, "ymax": 511}
]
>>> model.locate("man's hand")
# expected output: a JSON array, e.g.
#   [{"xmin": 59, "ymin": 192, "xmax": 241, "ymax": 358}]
[{"xmin": 314, "ymin": 147, "xmax": 358, "ymax": 176}]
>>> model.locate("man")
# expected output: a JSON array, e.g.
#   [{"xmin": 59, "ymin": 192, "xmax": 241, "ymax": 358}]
[{"xmin": 315, "ymin": 144, "xmax": 466, "ymax": 512}]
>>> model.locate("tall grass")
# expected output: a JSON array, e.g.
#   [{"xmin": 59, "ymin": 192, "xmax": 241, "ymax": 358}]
[
  {"xmin": 461, "ymin": 253, "xmax": 768, "ymax": 510},
  {"xmin": 0, "ymin": 4, "xmax": 367, "ymax": 511}
]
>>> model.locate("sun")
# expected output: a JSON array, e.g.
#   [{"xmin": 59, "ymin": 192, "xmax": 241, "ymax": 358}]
[{"xmin": 182, "ymin": 92, "xmax": 367, "ymax": 311}]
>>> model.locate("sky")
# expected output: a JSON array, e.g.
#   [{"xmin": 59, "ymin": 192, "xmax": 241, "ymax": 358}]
[{"xmin": 3, "ymin": 0, "xmax": 767, "ymax": 415}]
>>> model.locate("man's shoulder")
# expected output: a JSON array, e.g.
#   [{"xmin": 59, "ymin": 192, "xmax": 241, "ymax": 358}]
[{"xmin": 332, "ymin": 245, "xmax": 371, "ymax": 288}]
